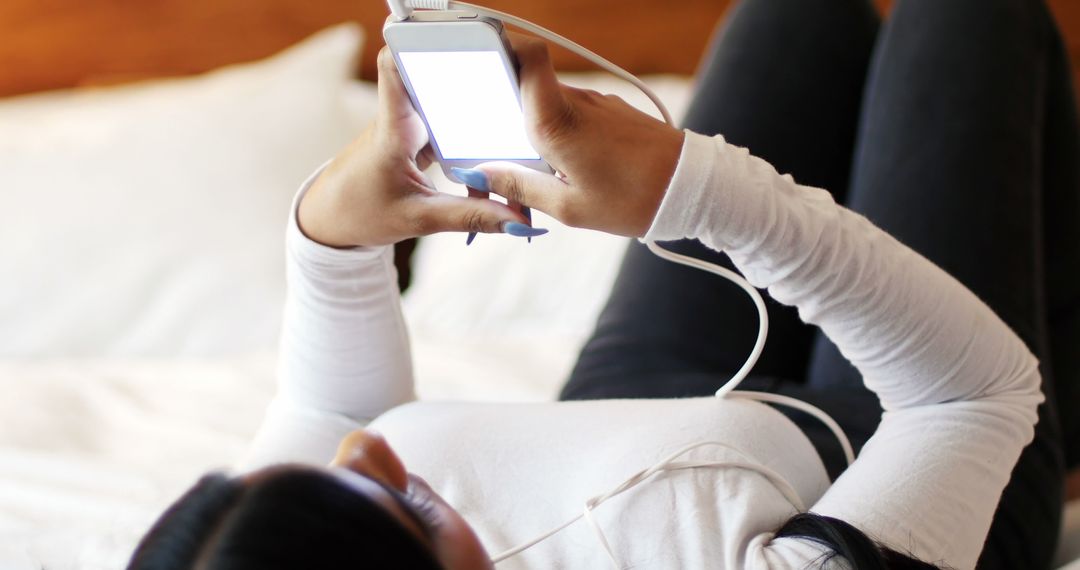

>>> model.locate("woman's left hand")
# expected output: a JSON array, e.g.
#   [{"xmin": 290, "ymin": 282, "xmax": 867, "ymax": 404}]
[{"xmin": 297, "ymin": 47, "xmax": 530, "ymax": 248}]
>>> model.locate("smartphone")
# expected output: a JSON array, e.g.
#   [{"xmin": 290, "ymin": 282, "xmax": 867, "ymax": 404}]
[{"xmin": 383, "ymin": 12, "xmax": 552, "ymax": 184}]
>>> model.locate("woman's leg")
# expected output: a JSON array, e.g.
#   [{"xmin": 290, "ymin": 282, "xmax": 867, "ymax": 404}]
[
  {"xmin": 806, "ymin": 0, "xmax": 1075, "ymax": 567},
  {"xmin": 560, "ymin": 0, "xmax": 880, "ymax": 400},
  {"xmin": 1041, "ymin": 18, "xmax": 1080, "ymax": 472}
]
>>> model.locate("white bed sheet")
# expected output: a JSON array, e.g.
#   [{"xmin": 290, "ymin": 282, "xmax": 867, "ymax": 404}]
[{"xmin": 0, "ymin": 357, "xmax": 276, "ymax": 569}]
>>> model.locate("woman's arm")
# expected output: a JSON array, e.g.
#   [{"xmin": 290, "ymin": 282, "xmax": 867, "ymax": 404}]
[
  {"xmin": 240, "ymin": 171, "xmax": 416, "ymax": 469},
  {"xmin": 649, "ymin": 132, "xmax": 1041, "ymax": 569},
  {"xmin": 241, "ymin": 48, "xmax": 531, "ymax": 470},
  {"xmin": 473, "ymin": 38, "xmax": 1041, "ymax": 568}
]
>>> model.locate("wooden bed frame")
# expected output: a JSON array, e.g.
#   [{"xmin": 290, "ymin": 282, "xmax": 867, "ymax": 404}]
[{"xmin": 2, "ymin": 0, "xmax": 1077, "ymax": 99}]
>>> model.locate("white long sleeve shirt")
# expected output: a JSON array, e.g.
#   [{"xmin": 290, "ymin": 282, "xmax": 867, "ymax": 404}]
[{"xmin": 242, "ymin": 131, "xmax": 1042, "ymax": 569}]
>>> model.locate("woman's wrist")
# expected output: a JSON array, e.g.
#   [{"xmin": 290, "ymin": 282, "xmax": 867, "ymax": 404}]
[
  {"xmin": 641, "ymin": 130, "xmax": 718, "ymax": 244},
  {"xmin": 297, "ymin": 130, "xmax": 387, "ymax": 249},
  {"xmin": 297, "ymin": 166, "xmax": 358, "ymax": 249},
  {"xmin": 635, "ymin": 126, "xmax": 687, "ymax": 237}
]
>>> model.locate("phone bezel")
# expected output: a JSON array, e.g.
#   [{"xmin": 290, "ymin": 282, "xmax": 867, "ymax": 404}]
[{"xmin": 383, "ymin": 14, "xmax": 553, "ymax": 184}]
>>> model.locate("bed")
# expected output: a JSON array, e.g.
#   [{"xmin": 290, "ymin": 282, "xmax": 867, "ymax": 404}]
[{"xmin": 0, "ymin": 1, "xmax": 1077, "ymax": 568}]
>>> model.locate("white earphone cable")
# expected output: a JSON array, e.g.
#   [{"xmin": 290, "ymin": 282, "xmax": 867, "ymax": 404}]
[
  {"xmin": 393, "ymin": 2, "xmax": 857, "ymax": 565},
  {"xmin": 488, "ymin": 440, "xmax": 809, "ymax": 566},
  {"xmin": 447, "ymin": 1, "xmax": 675, "ymax": 126}
]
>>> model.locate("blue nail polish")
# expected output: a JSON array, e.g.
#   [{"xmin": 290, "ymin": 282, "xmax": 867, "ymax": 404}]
[
  {"xmin": 502, "ymin": 222, "xmax": 548, "ymax": 238},
  {"xmin": 523, "ymin": 207, "xmax": 532, "ymax": 243},
  {"xmin": 466, "ymin": 232, "xmax": 477, "ymax": 246},
  {"xmin": 450, "ymin": 167, "xmax": 491, "ymax": 192}
]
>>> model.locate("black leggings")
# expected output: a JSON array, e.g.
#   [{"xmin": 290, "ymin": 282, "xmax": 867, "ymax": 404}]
[{"xmin": 559, "ymin": 0, "xmax": 1080, "ymax": 568}]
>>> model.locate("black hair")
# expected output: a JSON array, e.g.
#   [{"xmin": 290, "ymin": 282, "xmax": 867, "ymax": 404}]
[
  {"xmin": 127, "ymin": 467, "xmax": 443, "ymax": 570},
  {"xmin": 131, "ymin": 469, "xmax": 945, "ymax": 570},
  {"xmin": 776, "ymin": 512, "xmax": 946, "ymax": 569}
]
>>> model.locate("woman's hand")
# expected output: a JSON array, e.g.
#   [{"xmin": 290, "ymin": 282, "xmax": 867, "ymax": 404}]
[
  {"xmin": 298, "ymin": 47, "xmax": 530, "ymax": 248},
  {"xmin": 453, "ymin": 36, "xmax": 686, "ymax": 238}
]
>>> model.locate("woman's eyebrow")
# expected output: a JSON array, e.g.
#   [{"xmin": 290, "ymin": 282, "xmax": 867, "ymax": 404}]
[{"xmin": 372, "ymin": 478, "xmax": 438, "ymax": 543}]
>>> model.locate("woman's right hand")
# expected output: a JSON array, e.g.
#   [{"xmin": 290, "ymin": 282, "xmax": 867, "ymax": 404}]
[
  {"xmin": 298, "ymin": 47, "xmax": 531, "ymax": 249},
  {"xmin": 457, "ymin": 36, "xmax": 686, "ymax": 238}
]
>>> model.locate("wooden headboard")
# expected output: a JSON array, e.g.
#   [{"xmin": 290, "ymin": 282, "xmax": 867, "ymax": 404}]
[
  {"xmin": 0, "ymin": 0, "xmax": 728, "ymax": 98},
  {"xmin": 3, "ymin": 0, "xmax": 1077, "ymax": 99}
]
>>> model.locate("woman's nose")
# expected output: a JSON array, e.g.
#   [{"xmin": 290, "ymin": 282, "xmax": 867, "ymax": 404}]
[{"xmin": 331, "ymin": 429, "xmax": 410, "ymax": 492}]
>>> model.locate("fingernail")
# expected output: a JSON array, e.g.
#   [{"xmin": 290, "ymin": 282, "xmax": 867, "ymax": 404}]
[
  {"xmin": 466, "ymin": 232, "xmax": 477, "ymax": 246},
  {"xmin": 501, "ymin": 221, "xmax": 548, "ymax": 238},
  {"xmin": 450, "ymin": 167, "xmax": 491, "ymax": 192},
  {"xmin": 523, "ymin": 207, "xmax": 532, "ymax": 243}
]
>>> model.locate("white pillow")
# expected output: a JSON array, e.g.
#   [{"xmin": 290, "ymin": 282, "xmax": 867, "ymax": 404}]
[{"xmin": 0, "ymin": 23, "xmax": 367, "ymax": 357}]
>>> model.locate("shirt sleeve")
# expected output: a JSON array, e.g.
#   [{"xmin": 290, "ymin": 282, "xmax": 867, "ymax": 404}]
[
  {"xmin": 239, "ymin": 166, "xmax": 416, "ymax": 470},
  {"xmin": 646, "ymin": 131, "xmax": 1043, "ymax": 569}
]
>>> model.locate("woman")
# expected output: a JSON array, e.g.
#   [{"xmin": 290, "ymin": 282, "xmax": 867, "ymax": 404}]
[{"xmin": 128, "ymin": 0, "xmax": 1079, "ymax": 568}]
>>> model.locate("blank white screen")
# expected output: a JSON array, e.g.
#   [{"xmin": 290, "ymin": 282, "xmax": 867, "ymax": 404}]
[{"xmin": 398, "ymin": 51, "xmax": 540, "ymax": 160}]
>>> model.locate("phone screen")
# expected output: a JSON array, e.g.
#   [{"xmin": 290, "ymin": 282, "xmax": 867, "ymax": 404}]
[{"xmin": 397, "ymin": 51, "xmax": 541, "ymax": 160}]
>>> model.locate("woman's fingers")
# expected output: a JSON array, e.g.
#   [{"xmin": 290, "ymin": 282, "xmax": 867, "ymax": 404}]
[
  {"xmin": 463, "ymin": 163, "xmax": 569, "ymax": 224},
  {"xmin": 507, "ymin": 198, "xmax": 525, "ymax": 220},
  {"xmin": 414, "ymin": 192, "xmax": 533, "ymax": 236},
  {"xmin": 506, "ymin": 35, "xmax": 575, "ymax": 147},
  {"xmin": 416, "ymin": 144, "xmax": 437, "ymax": 172},
  {"xmin": 465, "ymin": 186, "xmax": 490, "ymax": 244},
  {"xmin": 376, "ymin": 47, "xmax": 417, "ymax": 123},
  {"xmin": 376, "ymin": 47, "xmax": 430, "ymax": 158}
]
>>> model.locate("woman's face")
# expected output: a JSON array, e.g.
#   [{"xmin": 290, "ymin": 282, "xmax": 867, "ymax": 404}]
[{"xmin": 329, "ymin": 429, "xmax": 493, "ymax": 569}]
